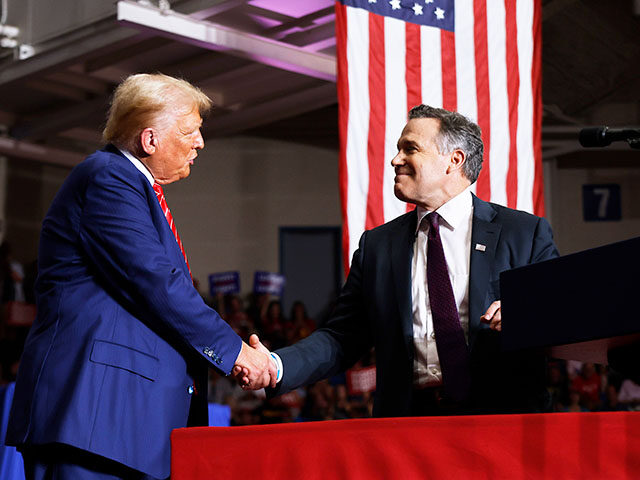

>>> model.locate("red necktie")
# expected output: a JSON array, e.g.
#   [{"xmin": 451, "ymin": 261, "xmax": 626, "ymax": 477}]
[
  {"xmin": 153, "ymin": 182, "xmax": 192, "ymax": 279},
  {"xmin": 426, "ymin": 212, "xmax": 471, "ymax": 402}
]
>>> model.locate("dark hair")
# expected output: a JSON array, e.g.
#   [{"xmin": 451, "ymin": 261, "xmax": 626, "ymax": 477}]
[
  {"xmin": 290, "ymin": 300, "xmax": 308, "ymax": 320},
  {"xmin": 408, "ymin": 105, "xmax": 484, "ymax": 183},
  {"xmin": 266, "ymin": 300, "xmax": 283, "ymax": 319}
]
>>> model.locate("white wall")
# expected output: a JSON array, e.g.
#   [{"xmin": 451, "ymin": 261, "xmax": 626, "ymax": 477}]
[
  {"xmin": 546, "ymin": 154, "xmax": 640, "ymax": 256},
  {"xmin": 7, "ymin": 135, "xmax": 640, "ymax": 293},
  {"xmin": 5, "ymin": 159, "xmax": 70, "ymax": 262},
  {"xmin": 163, "ymin": 134, "xmax": 341, "ymax": 295}
]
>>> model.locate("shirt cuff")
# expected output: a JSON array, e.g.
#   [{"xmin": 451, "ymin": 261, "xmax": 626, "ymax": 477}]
[{"xmin": 270, "ymin": 352, "xmax": 283, "ymax": 383}]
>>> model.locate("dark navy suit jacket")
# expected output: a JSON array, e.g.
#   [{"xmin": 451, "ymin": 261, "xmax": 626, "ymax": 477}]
[
  {"xmin": 5, "ymin": 145, "xmax": 241, "ymax": 478},
  {"xmin": 272, "ymin": 194, "xmax": 559, "ymax": 416}
]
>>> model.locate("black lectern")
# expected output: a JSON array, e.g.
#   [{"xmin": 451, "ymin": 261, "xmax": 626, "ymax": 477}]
[{"xmin": 500, "ymin": 236, "xmax": 640, "ymax": 376}]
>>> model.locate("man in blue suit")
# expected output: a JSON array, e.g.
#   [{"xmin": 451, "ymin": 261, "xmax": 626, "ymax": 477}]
[
  {"xmin": 242, "ymin": 105, "xmax": 558, "ymax": 416},
  {"xmin": 6, "ymin": 73, "xmax": 275, "ymax": 479}
]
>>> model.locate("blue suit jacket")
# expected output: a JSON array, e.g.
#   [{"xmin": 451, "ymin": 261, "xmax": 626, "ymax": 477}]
[
  {"xmin": 5, "ymin": 145, "xmax": 241, "ymax": 478},
  {"xmin": 272, "ymin": 194, "xmax": 559, "ymax": 416}
]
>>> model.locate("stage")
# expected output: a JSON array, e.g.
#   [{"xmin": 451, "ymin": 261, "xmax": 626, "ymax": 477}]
[{"xmin": 172, "ymin": 412, "xmax": 640, "ymax": 479}]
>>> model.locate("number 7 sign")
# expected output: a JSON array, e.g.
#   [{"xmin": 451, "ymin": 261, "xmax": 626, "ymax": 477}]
[{"xmin": 582, "ymin": 184, "xmax": 621, "ymax": 221}]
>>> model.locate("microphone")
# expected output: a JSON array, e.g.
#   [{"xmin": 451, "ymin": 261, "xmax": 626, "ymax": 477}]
[{"xmin": 579, "ymin": 126, "xmax": 640, "ymax": 149}]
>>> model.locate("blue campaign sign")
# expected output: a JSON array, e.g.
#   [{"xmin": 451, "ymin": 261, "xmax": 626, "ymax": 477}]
[
  {"xmin": 253, "ymin": 271, "xmax": 286, "ymax": 297},
  {"xmin": 582, "ymin": 184, "xmax": 621, "ymax": 222},
  {"xmin": 208, "ymin": 271, "xmax": 240, "ymax": 296}
]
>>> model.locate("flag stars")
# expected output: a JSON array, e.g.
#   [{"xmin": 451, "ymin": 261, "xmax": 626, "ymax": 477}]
[
  {"xmin": 434, "ymin": 7, "xmax": 445, "ymax": 19},
  {"xmin": 389, "ymin": 0, "xmax": 401, "ymax": 9},
  {"xmin": 425, "ymin": 0, "xmax": 434, "ymax": 3},
  {"xmin": 412, "ymin": 3, "xmax": 424, "ymax": 15},
  {"xmin": 368, "ymin": 0, "xmax": 377, "ymax": 3}
]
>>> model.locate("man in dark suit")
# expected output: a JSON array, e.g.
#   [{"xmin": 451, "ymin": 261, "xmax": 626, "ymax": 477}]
[
  {"xmin": 6, "ymin": 73, "xmax": 275, "ymax": 480},
  {"xmin": 241, "ymin": 104, "xmax": 558, "ymax": 416}
]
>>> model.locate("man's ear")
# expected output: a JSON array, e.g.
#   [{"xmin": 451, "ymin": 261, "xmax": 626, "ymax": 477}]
[
  {"xmin": 447, "ymin": 149, "xmax": 466, "ymax": 174},
  {"xmin": 140, "ymin": 128, "xmax": 157, "ymax": 156}
]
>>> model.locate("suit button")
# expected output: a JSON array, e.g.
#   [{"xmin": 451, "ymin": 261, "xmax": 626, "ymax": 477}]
[{"xmin": 188, "ymin": 385, "xmax": 195, "ymax": 395}]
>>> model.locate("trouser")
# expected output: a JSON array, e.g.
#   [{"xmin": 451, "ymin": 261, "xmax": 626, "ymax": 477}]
[
  {"xmin": 21, "ymin": 443, "xmax": 164, "ymax": 480},
  {"xmin": 410, "ymin": 386, "xmax": 471, "ymax": 416}
]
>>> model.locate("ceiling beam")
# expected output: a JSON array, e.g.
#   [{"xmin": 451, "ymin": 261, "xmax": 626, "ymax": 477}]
[
  {"xmin": 24, "ymin": 79, "xmax": 89, "ymax": 102},
  {"xmin": 0, "ymin": 137, "xmax": 84, "ymax": 168},
  {"xmin": 46, "ymin": 71, "xmax": 113, "ymax": 95},
  {"xmin": 160, "ymin": 51, "xmax": 249, "ymax": 84},
  {"xmin": 83, "ymin": 37, "xmax": 173, "ymax": 73},
  {"xmin": 204, "ymin": 83, "xmax": 336, "ymax": 137},
  {"xmin": 10, "ymin": 96, "xmax": 109, "ymax": 141},
  {"xmin": 188, "ymin": 0, "xmax": 246, "ymax": 20},
  {"xmin": 266, "ymin": 7, "xmax": 335, "ymax": 38},
  {"xmin": 278, "ymin": 22, "xmax": 336, "ymax": 48},
  {"xmin": 58, "ymin": 127, "xmax": 103, "ymax": 145},
  {"xmin": 116, "ymin": 0, "xmax": 336, "ymax": 82},
  {"xmin": 0, "ymin": 20, "xmax": 139, "ymax": 87}
]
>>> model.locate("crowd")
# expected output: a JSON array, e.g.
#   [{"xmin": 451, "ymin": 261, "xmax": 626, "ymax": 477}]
[
  {"xmin": 546, "ymin": 359, "xmax": 640, "ymax": 412},
  {"xmin": 207, "ymin": 292, "xmax": 376, "ymax": 425},
  {"xmin": 1, "ymin": 247, "xmax": 639, "ymax": 425},
  {"xmin": 205, "ymin": 291, "xmax": 640, "ymax": 424},
  {"xmin": 0, "ymin": 242, "xmax": 36, "ymax": 386}
]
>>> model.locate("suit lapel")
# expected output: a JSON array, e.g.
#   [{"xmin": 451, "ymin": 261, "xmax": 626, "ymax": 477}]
[
  {"xmin": 390, "ymin": 209, "xmax": 418, "ymax": 354},
  {"xmin": 109, "ymin": 145, "xmax": 192, "ymax": 281},
  {"xmin": 469, "ymin": 194, "xmax": 500, "ymax": 347}
]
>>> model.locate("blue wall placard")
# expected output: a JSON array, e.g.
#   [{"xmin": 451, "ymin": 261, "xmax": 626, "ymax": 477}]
[
  {"xmin": 208, "ymin": 271, "xmax": 240, "ymax": 296},
  {"xmin": 582, "ymin": 184, "xmax": 621, "ymax": 222},
  {"xmin": 253, "ymin": 271, "xmax": 286, "ymax": 297}
]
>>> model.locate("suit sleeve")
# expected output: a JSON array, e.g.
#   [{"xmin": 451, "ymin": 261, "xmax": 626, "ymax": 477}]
[
  {"xmin": 529, "ymin": 216, "xmax": 559, "ymax": 264},
  {"xmin": 78, "ymin": 163, "xmax": 241, "ymax": 375},
  {"xmin": 270, "ymin": 232, "xmax": 374, "ymax": 396}
]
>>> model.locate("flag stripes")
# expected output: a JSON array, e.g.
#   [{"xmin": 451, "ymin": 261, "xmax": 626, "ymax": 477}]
[{"xmin": 337, "ymin": 0, "xmax": 543, "ymax": 270}]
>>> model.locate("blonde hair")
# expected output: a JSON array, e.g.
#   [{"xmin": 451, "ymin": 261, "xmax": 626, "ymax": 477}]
[{"xmin": 102, "ymin": 73, "xmax": 212, "ymax": 153}]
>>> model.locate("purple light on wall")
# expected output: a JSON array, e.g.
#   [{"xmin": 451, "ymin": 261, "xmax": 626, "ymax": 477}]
[{"xmin": 249, "ymin": 0, "xmax": 334, "ymax": 18}]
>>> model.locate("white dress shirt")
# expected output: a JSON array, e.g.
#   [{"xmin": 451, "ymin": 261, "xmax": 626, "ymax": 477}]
[
  {"xmin": 412, "ymin": 187, "xmax": 473, "ymax": 388},
  {"xmin": 272, "ymin": 188, "xmax": 474, "ymax": 387},
  {"xmin": 118, "ymin": 148, "xmax": 154, "ymax": 186}
]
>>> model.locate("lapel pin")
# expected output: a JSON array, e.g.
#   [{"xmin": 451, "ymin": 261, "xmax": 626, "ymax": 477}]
[{"xmin": 475, "ymin": 243, "xmax": 486, "ymax": 252}]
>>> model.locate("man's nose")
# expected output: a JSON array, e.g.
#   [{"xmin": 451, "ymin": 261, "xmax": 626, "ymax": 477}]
[
  {"xmin": 391, "ymin": 152, "xmax": 404, "ymax": 167},
  {"xmin": 194, "ymin": 130, "xmax": 204, "ymax": 149}
]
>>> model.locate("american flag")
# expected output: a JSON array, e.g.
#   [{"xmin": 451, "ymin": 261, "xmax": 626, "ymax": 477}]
[{"xmin": 336, "ymin": 0, "xmax": 543, "ymax": 272}]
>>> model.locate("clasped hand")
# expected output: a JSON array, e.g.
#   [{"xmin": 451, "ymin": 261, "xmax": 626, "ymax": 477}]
[
  {"xmin": 232, "ymin": 334, "xmax": 277, "ymax": 390},
  {"xmin": 480, "ymin": 300, "xmax": 502, "ymax": 331}
]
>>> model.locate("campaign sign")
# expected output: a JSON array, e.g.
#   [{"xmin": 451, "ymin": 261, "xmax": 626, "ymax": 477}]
[
  {"xmin": 208, "ymin": 271, "xmax": 240, "ymax": 296},
  {"xmin": 253, "ymin": 271, "xmax": 286, "ymax": 296},
  {"xmin": 346, "ymin": 366, "xmax": 377, "ymax": 395}
]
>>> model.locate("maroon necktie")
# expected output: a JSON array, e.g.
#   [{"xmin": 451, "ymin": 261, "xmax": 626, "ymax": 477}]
[
  {"xmin": 426, "ymin": 212, "xmax": 471, "ymax": 402},
  {"xmin": 153, "ymin": 182, "xmax": 192, "ymax": 280}
]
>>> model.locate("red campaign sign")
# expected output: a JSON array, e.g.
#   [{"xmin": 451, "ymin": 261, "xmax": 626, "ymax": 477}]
[{"xmin": 346, "ymin": 366, "xmax": 376, "ymax": 395}]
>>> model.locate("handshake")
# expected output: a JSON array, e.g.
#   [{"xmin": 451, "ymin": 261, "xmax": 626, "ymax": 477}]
[{"xmin": 232, "ymin": 334, "xmax": 278, "ymax": 390}]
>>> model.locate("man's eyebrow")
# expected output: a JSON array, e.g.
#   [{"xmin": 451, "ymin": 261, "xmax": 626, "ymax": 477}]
[
  {"xmin": 398, "ymin": 138, "xmax": 418, "ymax": 149},
  {"xmin": 182, "ymin": 122, "xmax": 202, "ymax": 133}
]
